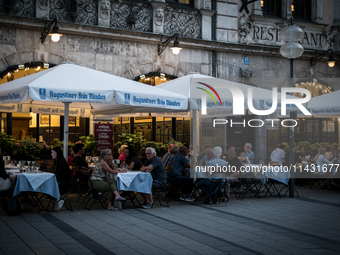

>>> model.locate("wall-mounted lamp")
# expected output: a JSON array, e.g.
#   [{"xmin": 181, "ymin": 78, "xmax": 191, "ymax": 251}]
[
  {"xmin": 310, "ymin": 49, "xmax": 336, "ymax": 68},
  {"xmin": 158, "ymin": 33, "xmax": 182, "ymax": 55},
  {"xmin": 40, "ymin": 18, "xmax": 63, "ymax": 43}
]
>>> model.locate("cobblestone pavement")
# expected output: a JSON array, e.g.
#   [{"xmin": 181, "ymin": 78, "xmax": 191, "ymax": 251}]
[{"xmin": 1, "ymin": 185, "xmax": 339, "ymax": 255}]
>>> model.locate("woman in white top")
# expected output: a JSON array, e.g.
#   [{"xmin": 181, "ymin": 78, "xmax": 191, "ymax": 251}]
[{"xmin": 90, "ymin": 149, "xmax": 127, "ymax": 210}]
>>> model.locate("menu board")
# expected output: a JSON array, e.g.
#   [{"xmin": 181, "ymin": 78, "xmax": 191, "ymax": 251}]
[{"xmin": 94, "ymin": 123, "xmax": 113, "ymax": 155}]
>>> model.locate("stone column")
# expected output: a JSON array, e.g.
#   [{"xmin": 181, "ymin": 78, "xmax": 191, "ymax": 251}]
[
  {"xmin": 255, "ymin": 115, "xmax": 267, "ymax": 164},
  {"xmin": 200, "ymin": 9, "xmax": 216, "ymax": 40},
  {"xmin": 282, "ymin": 0, "xmax": 292, "ymax": 19},
  {"xmin": 36, "ymin": 0, "xmax": 49, "ymax": 19},
  {"xmin": 216, "ymin": 0, "xmax": 238, "ymax": 43},
  {"xmin": 150, "ymin": 1, "xmax": 167, "ymax": 34},
  {"xmin": 98, "ymin": 0, "xmax": 111, "ymax": 27},
  {"xmin": 253, "ymin": 0, "xmax": 263, "ymax": 15},
  {"xmin": 311, "ymin": 0, "xmax": 323, "ymax": 24}
]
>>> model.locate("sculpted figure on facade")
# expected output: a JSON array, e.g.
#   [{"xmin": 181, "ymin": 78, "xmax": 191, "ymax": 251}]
[
  {"xmin": 239, "ymin": 14, "xmax": 251, "ymax": 44},
  {"xmin": 38, "ymin": 0, "xmax": 48, "ymax": 10},
  {"xmin": 153, "ymin": 6, "xmax": 165, "ymax": 34},
  {"xmin": 241, "ymin": 67, "xmax": 252, "ymax": 78},
  {"xmin": 323, "ymin": 26, "xmax": 337, "ymax": 49},
  {"xmin": 204, "ymin": 0, "xmax": 211, "ymax": 10},
  {"xmin": 100, "ymin": 0, "xmax": 110, "ymax": 20}
]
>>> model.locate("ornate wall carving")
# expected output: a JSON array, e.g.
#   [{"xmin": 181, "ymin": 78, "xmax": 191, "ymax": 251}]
[
  {"xmin": 111, "ymin": 0, "xmax": 152, "ymax": 32},
  {"xmin": 0, "ymin": 0, "xmax": 35, "ymax": 17},
  {"xmin": 164, "ymin": 6, "xmax": 201, "ymax": 39},
  {"xmin": 49, "ymin": 0, "xmax": 98, "ymax": 25}
]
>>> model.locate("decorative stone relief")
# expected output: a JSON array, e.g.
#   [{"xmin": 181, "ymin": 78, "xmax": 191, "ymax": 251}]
[
  {"xmin": 239, "ymin": 14, "xmax": 252, "ymax": 44},
  {"xmin": 323, "ymin": 26, "xmax": 337, "ymax": 49},
  {"xmin": 38, "ymin": 0, "xmax": 48, "ymax": 10},
  {"xmin": 241, "ymin": 66, "xmax": 252, "ymax": 78},
  {"xmin": 100, "ymin": 0, "xmax": 110, "ymax": 20},
  {"xmin": 153, "ymin": 6, "xmax": 165, "ymax": 34},
  {"xmin": 35, "ymin": 44, "xmax": 49, "ymax": 63},
  {"xmin": 36, "ymin": 0, "xmax": 49, "ymax": 18},
  {"xmin": 204, "ymin": 0, "xmax": 211, "ymax": 10}
]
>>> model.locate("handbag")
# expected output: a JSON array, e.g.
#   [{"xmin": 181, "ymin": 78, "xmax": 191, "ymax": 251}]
[{"xmin": 1, "ymin": 197, "xmax": 21, "ymax": 216}]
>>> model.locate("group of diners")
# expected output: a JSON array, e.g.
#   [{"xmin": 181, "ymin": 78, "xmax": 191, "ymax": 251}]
[
  {"xmin": 270, "ymin": 143, "xmax": 340, "ymax": 189},
  {"xmin": 1, "ymin": 141, "xmax": 257, "ymax": 211}
]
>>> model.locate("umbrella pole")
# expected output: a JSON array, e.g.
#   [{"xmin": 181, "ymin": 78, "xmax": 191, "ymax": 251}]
[
  {"xmin": 63, "ymin": 102, "xmax": 69, "ymax": 160},
  {"xmin": 192, "ymin": 110, "xmax": 199, "ymax": 167}
]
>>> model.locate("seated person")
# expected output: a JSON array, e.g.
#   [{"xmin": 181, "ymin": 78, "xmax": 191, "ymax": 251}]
[
  {"xmin": 140, "ymin": 147, "xmax": 167, "ymax": 209},
  {"xmin": 118, "ymin": 145, "xmax": 128, "ymax": 163},
  {"xmin": 298, "ymin": 147, "xmax": 311, "ymax": 163},
  {"xmin": 198, "ymin": 146, "xmax": 211, "ymax": 161},
  {"xmin": 0, "ymin": 148, "xmax": 15, "ymax": 192},
  {"xmin": 316, "ymin": 147, "xmax": 336, "ymax": 188},
  {"xmin": 225, "ymin": 149, "xmax": 242, "ymax": 202},
  {"xmin": 51, "ymin": 147, "xmax": 72, "ymax": 197},
  {"xmin": 51, "ymin": 147, "xmax": 72, "ymax": 211},
  {"xmin": 197, "ymin": 146, "xmax": 227, "ymax": 203},
  {"xmin": 200, "ymin": 147, "xmax": 214, "ymax": 166},
  {"xmin": 67, "ymin": 145, "xmax": 74, "ymax": 166},
  {"xmin": 161, "ymin": 145, "xmax": 178, "ymax": 167},
  {"xmin": 120, "ymin": 146, "xmax": 142, "ymax": 171},
  {"xmin": 169, "ymin": 146, "xmax": 195, "ymax": 202},
  {"xmin": 139, "ymin": 148, "xmax": 147, "ymax": 165},
  {"xmin": 327, "ymin": 145, "xmax": 339, "ymax": 163},
  {"xmin": 73, "ymin": 143, "xmax": 89, "ymax": 173},
  {"xmin": 238, "ymin": 143, "xmax": 254, "ymax": 164},
  {"xmin": 90, "ymin": 149, "xmax": 127, "ymax": 211},
  {"xmin": 270, "ymin": 144, "xmax": 285, "ymax": 166}
]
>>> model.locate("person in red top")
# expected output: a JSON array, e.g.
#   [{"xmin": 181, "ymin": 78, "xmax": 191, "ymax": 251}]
[
  {"xmin": 67, "ymin": 145, "xmax": 74, "ymax": 166},
  {"xmin": 118, "ymin": 145, "xmax": 128, "ymax": 163}
]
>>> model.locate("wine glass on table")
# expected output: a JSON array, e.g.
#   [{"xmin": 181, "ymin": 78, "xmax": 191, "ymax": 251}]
[{"xmin": 85, "ymin": 156, "xmax": 92, "ymax": 166}]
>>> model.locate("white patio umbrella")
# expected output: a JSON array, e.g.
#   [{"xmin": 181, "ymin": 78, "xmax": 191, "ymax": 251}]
[
  {"xmin": 157, "ymin": 74, "xmax": 308, "ymax": 164},
  {"xmin": 306, "ymin": 90, "xmax": 340, "ymax": 116},
  {"xmin": 157, "ymin": 74, "xmax": 303, "ymax": 115},
  {"xmin": 0, "ymin": 63, "xmax": 188, "ymax": 158}
]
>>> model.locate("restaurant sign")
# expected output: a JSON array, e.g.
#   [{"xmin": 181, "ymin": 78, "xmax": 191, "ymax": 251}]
[{"xmin": 95, "ymin": 123, "xmax": 113, "ymax": 155}]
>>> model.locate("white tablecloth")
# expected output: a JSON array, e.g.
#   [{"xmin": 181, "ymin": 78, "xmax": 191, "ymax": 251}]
[
  {"xmin": 248, "ymin": 164, "xmax": 291, "ymax": 185},
  {"xmin": 117, "ymin": 172, "xmax": 152, "ymax": 194},
  {"xmin": 13, "ymin": 173, "xmax": 60, "ymax": 199}
]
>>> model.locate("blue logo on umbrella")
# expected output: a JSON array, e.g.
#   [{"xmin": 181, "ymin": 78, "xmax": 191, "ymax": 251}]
[
  {"xmin": 125, "ymin": 93, "xmax": 130, "ymax": 104},
  {"xmin": 39, "ymin": 88, "xmax": 46, "ymax": 100}
]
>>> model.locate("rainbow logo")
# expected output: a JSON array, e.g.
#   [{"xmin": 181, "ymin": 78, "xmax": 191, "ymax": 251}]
[{"xmin": 196, "ymin": 82, "xmax": 222, "ymax": 106}]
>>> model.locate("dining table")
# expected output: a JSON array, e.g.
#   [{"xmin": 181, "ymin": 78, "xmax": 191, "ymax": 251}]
[
  {"xmin": 116, "ymin": 171, "xmax": 153, "ymax": 208},
  {"xmin": 6, "ymin": 166, "xmax": 60, "ymax": 211}
]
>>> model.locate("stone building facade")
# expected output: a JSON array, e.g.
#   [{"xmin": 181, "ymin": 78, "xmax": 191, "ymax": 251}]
[{"xmin": 0, "ymin": 0, "xmax": 339, "ymax": 161}]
